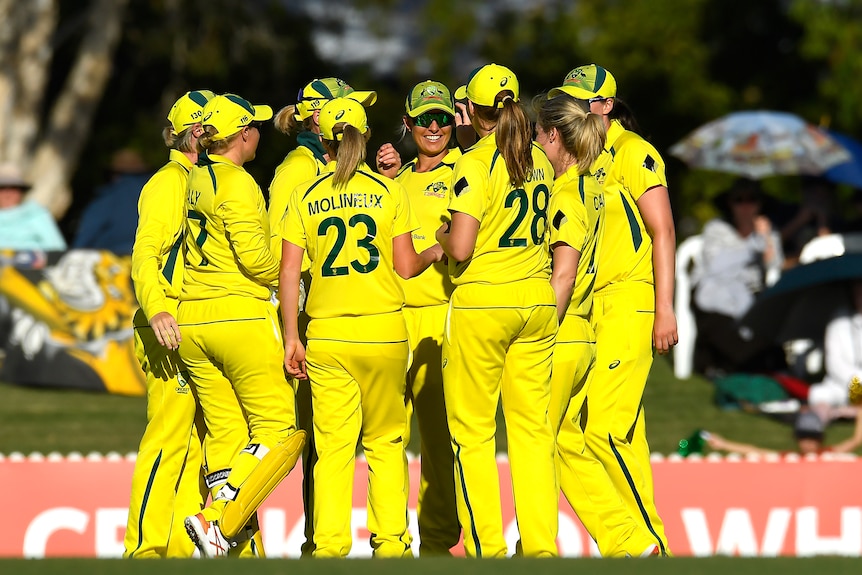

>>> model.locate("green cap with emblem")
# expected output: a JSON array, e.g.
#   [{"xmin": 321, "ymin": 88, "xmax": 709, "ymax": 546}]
[{"xmin": 405, "ymin": 80, "xmax": 455, "ymax": 117}]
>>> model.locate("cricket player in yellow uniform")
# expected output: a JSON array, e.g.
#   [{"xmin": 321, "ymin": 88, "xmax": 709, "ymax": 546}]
[
  {"xmin": 535, "ymin": 94, "xmax": 659, "ymax": 557},
  {"xmin": 125, "ymin": 90, "xmax": 213, "ymax": 559},
  {"xmin": 437, "ymin": 64, "xmax": 558, "ymax": 558},
  {"xmin": 550, "ymin": 65, "xmax": 678, "ymax": 555},
  {"xmin": 279, "ymin": 97, "xmax": 444, "ymax": 558},
  {"xmin": 178, "ymin": 94, "xmax": 306, "ymax": 558},
  {"xmin": 268, "ymin": 77, "xmax": 377, "ymax": 556},
  {"xmin": 379, "ymin": 80, "xmax": 461, "ymax": 555}
]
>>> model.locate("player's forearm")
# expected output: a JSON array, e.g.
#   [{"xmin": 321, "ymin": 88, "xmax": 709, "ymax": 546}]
[
  {"xmin": 651, "ymin": 225, "xmax": 676, "ymax": 311},
  {"xmin": 278, "ymin": 267, "xmax": 302, "ymax": 341},
  {"xmin": 550, "ymin": 278, "xmax": 573, "ymax": 323}
]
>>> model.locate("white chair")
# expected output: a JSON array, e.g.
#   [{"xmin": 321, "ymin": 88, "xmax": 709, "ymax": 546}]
[{"xmin": 673, "ymin": 234, "xmax": 704, "ymax": 380}]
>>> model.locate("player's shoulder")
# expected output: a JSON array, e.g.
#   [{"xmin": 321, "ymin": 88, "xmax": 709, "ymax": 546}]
[
  {"xmin": 356, "ymin": 165, "xmax": 400, "ymax": 196},
  {"xmin": 146, "ymin": 159, "xmax": 188, "ymax": 188},
  {"xmin": 611, "ymin": 126, "xmax": 664, "ymax": 164}
]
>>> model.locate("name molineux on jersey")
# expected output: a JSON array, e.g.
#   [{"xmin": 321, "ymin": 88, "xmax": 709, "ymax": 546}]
[{"xmin": 307, "ymin": 192, "xmax": 383, "ymax": 216}]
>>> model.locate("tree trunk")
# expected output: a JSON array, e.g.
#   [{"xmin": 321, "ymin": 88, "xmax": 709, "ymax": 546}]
[
  {"xmin": 9, "ymin": 0, "xmax": 56, "ymax": 167},
  {"xmin": 29, "ymin": 0, "xmax": 128, "ymax": 218},
  {"xmin": 0, "ymin": 0, "xmax": 56, "ymax": 166}
]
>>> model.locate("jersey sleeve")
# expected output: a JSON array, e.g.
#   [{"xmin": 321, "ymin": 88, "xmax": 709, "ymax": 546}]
[
  {"xmin": 269, "ymin": 152, "xmax": 318, "ymax": 238},
  {"xmin": 279, "ymin": 185, "xmax": 307, "ymax": 251},
  {"xmin": 448, "ymin": 154, "xmax": 488, "ymax": 222},
  {"xmin": 549, "ymin": 187, "xmax": 588, "ymax": 253},
  {"xmin": 618, "ymin": 139, "xmax": 667, "ymax": 202},
  {"xmin": 130, "ymin": 167, "xmax": 184, "ymax": 319},
  {"xmin": 391, "ymin": 180, "xmax": 420, "ymax": 238},
  {"xmin": 215, "ymin": 171, "xmax": 280, "ymax": 285}
]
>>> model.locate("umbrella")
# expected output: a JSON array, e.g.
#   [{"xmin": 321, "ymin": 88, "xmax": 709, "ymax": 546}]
[
  {"xmin": 739, "ymin": 253, "xmax": 862, "ymax": 343},
  {"xmin": 823, "ymin": 130, "xmax": 862, "ymax": 189},
  {"xmin": 670, "ymin": 110, "xmax": 851, "ymax": 179}
]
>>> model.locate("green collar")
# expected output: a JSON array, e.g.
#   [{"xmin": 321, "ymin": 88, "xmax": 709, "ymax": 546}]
[{"xmin": 297, "ymin": 131, "xmax": 327, "ymax": 165}]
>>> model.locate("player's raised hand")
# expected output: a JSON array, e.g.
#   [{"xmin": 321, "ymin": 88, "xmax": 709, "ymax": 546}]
[
  {"xmin": 454, "ymin": 101, "xmax": 477, "ymax": 150},
  {"xmin": 284, "ymin": 338, "xmax": 308, "ymax": 380},
  {"xmin": 150, "ymin": 311, "xmax": 181, "ymax": 350},
  {"xmin": 376, "ymin": 143, "xmax": 401, "ymax": 178}
]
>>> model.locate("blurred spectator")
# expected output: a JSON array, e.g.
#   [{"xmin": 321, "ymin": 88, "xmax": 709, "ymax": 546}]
[
  {"xmin": 779, "ymin": 176, "xmax": 842, "ymax": 267},
  {"xmin": 692, "ymin": 178, "xmax": 784, "ymax": 377},
  {"xmin": 807, "ymin": 281, "xmax": 862, "ymax": 414},
  {"xmin": 704, "ymin": 407, "xmax": 862, "ymax": 456},
  {"xmin": 0, "ymin": 163, "xmax": 67, "ymax": 251},
  {"xmin": 843, "ymin": 189, "xmax": 862, "ymax": 233},
  {"xmin": 72, "ymin": 149, "xmax": 151, "ymax": 255}
]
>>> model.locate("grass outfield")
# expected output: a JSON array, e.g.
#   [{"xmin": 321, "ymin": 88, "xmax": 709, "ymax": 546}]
[
  {"xmin": 3, "ymin": 557, "xmax": 862, "ymax": 575},
  {"xmin": 4, "ymin": 355, "xmax": 860, "ymax": 456}
]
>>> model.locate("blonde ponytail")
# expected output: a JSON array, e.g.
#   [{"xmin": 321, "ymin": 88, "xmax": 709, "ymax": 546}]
[
  {"xmin": 495, "ymin": 94, "xmax": 533, "ymax": 188},
  {"xmin": 324, "ymin": 124, "xmax": 372, "ymax": 189},
  {"xmin": 274, "ymin": 105, "xmax": 312, "ymax": 135},
  {"xmin": 535, "ymin": 95, "xmax": 606, "ymax": 174}
]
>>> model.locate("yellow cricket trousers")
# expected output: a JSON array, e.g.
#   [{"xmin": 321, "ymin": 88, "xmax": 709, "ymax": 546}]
[
  {"xmin": 178, "ymin": 295, "xmax": 297, "ymax": 556},
  {"xmin": 442, "ymin": 279, "xmax": 558, "ymax": 558},
  {"xmin": 305, "ymin": 312, "xmax": 413, "ymax": 558},
  {"xmin": 550, "ymin": 314, "xmax": 657, "ymax": 557},
  {"xmin": 584, "ymin": 281, "xmax": 669, "ymax": 554},
  {"xmin": 124, "ymin": 306, "xmax": 204, "ymax": 558},
  {"xmin": 403, "ymin": 304, "xmax": 458, "ymax": 556}
]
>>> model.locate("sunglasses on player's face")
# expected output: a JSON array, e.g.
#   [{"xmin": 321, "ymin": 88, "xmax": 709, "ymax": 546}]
[{"xmin": 414, "ymin": 111, "xmax": 454, "ymax": 128}]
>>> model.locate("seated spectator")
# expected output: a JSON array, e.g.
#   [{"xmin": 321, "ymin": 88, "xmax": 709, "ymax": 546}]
[
  {"xmin": 778, "ymin": 176, "xmax": 842, "ymax": 267},
  {"xmin": 0, "ymin": 164, "xmax": 67, "ymax": 251},
  {"xmin": 843, "ymin": 189, "xmax": 862, "ymax": 233},
  {"xmin": 692, "ymin": 178, "xmax": 785, "ymax": 377},
  {"xmin": 704, "ymin": 407, "xmax": 862, "ymax": 456},
  {"xmin": 808, "ymin": 281, "xmax": 862, "ymax": 414},
  {"xmin": 72, "ymin": 149, "xmax": 151, "ymax": 255}
]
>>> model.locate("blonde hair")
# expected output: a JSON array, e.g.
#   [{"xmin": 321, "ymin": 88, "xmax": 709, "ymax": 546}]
[
  {"xmin": 534, "ymin": 95, "xmax": 606, "ymax": 174},
  {"xmin": 472, "ymin": 92, "xmax": 533, "ymax": 187},
  {"xmin": 197, "ymin": 125, "xmax": 239, "ymax": 155},
  {"xmin": 273, "ymin": 105, "xmax": 315, "ymax": 135},
  {"xmin": 161, "ymin": 126, "xmax": 197, "ymax": 153},
  {"xmin": 322, "ymin": 124, "xmax": 372, "ymax": 189}
]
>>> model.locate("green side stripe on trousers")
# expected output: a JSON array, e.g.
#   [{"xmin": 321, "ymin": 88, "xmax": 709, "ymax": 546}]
[
  {"xmin": 607, "ymin": 435, "xmax": 667, "ymax": 556},
  {"xmin": 129, "ymin": 449, "xmax": 163, "ymax": 557},
  {"xmin": 454, "ymin": 441, "xmax": 482, "ymax": 558}
]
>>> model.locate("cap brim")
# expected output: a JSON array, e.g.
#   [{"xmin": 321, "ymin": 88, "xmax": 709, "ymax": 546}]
[
  {"xmin": 252, "ymin": 104, "xmax": 274, "ymax": 122},
  {"xmin": 454, "ymin": 85, "xmax": 468, "ymax": 100},
  {"xmin": 346, "ymin": 91, "xmax": 378, "ymax": 107},
  {"xmin": 548, "ymin": 85, "xmax": 597, "ymax": 100},
  {"xmin": 407, "ymin": 103, "xmax": 456, "ymax": 118}
]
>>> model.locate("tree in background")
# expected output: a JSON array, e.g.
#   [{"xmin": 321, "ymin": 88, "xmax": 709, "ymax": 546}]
[{"xmin": 0, "ymin": 0, "xmax": 127, "ymax": 218}]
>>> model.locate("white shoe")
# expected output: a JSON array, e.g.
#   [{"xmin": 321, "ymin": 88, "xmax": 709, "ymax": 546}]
[
  {"xmin": 185, "ymin": 513, "xmax": 229, "ymax": 558},
  {"xmin": 639, "ymin": 544, "xmax": 659, "ymax": 557}
]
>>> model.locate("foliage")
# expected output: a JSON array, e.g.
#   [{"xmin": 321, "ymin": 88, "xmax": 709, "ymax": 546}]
[{"xmin": 25, "ymin": 0, "xmax": 862, "ymax": 238}]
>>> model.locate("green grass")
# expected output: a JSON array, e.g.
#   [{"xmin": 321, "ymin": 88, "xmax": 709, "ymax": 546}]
[
  {"xmin": 2, "ymin": 355, "xmax": 859, "ymax": 456},
  {"xmin": 3, "ymin": 557, "xmax": 862, "ymax": 575}
]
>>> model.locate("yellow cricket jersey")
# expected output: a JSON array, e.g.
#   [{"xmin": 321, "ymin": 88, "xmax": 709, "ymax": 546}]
[
  {"xmin": 280, "ymin": 163, "xmax": 419, "ymax": 320},
  {"xmin": 268, "ymin": 133, "xmax": 327, "ymax": 263},
  {"xmin": 131, "ymin": 150, "xmax": 191, "ymax": 319},
  {"xmin": 549, "ymin": 164, "xmax": 604, "ymax": 320},
  {"xmin": 395, "ymin": 148, "xmax": 460, "ymax": 307},
  {"xmin": 592, "ymin": 120, "xmax": 667, "ymax": 291},
  {"xmin": 448, "ymin": 133, "xmax": 553, "ymax": 286},
  {"xmin": 181, "ymin": 154, "xmax": 279, "ymax": 301}
]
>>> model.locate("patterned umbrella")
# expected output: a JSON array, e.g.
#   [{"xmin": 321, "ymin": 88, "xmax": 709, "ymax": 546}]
[{"xmin": 670, "ymin": 111, "xmax": 850, "ymax": 179}]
